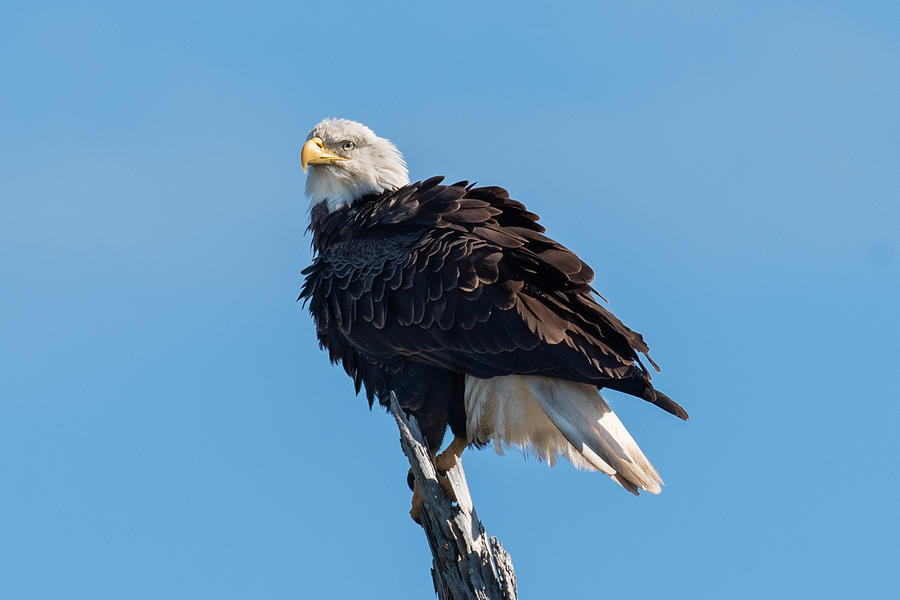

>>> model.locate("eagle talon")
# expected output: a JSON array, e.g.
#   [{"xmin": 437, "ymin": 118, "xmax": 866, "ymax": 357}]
[
  {"xmin": 409, "ymin": 483, "xmax": 424, "ymax": 524},
  {"xmin": 409, "ymin": 467, "xmax": 458, "ymax": 522},
  {"xmin": 435, "ymin": 436, "xmax": 467, "ymax": 504},
  {"xmin": 407, "ymin": 438, "xmax": 468, "ymax": 522},
  {"xmin": 439, "ymin": 472, "xmax": 457, "ymax": 503},
  {"xmin": 434, "ymin": 436, "xmax": 468, "ymax": 473}
]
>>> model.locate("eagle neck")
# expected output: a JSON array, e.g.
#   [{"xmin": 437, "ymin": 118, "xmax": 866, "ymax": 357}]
[{"xmin": 307, "ymin": 193, "xmax": 383, "ymax": 254}]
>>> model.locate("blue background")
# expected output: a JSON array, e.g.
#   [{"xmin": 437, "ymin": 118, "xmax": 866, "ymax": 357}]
[{"xmin": 1, "ymin": 1, "xmax": 897, "ymax": 598}]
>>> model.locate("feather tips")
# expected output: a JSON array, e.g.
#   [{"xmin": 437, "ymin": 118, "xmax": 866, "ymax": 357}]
[{"xmin": 465, "ymin": 375, "xmax": 663, "ymax": 495}]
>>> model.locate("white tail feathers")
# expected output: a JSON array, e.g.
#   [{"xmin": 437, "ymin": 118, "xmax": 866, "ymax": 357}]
[{"xmin": 465, "ymin": 375, "xmax": 662, "ymax": 495}]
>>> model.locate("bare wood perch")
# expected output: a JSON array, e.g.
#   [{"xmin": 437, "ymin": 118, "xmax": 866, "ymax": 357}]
[{"xmin": 389, "ymin": 393, "xmax": 518, "ymax": 600}]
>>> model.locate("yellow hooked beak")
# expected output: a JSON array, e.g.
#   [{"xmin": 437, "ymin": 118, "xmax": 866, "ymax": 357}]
[{"xmin": 301, "ymin": 137, "xmax": 347, "ymax": 172}]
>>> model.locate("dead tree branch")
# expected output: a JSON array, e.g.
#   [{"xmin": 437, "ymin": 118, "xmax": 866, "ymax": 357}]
[{"xmin": 389, "ymin": 393, "xmax": 518, "ymax": 600}]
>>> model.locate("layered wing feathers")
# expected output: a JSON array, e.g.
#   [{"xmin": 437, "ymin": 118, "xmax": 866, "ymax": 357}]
[{"xmin": 301, "ymin": 177, "xmax": 685, "ymax": 419}]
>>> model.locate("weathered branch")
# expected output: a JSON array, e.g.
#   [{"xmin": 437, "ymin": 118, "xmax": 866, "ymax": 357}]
[{"xmin": 389, "ymin": 393, "xmax": 518, "ymax": 600}]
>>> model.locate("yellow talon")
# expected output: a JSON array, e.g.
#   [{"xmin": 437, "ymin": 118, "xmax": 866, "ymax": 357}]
[
  {"xmin": 408, "ymin": 437, "xmax": 469, "ymax": 523},
  {"xmin": 435, "ymin": 436, "xmax": 468, "ymax": 472}
]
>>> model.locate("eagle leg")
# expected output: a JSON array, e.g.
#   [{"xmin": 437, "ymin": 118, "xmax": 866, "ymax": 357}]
[
  {"xmin": 409, "ymin": 481, "xmax": 424, "ymax": 524},
  {"xmin": 407, "ymin": 437, "xmax": 468, "ymax": 524},
  {"xmin": 408, "ymin": 469, "xmax": 424, "ymax": 524},
  {"xmin": 434, "ymin": 436, "xmax": 468, "ymax": 506},
  {"xmin": 434, "ymin": 436, "xmax": 467, "ymax": 473}
]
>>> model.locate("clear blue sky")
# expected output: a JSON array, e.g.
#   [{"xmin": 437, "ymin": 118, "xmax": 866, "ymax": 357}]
[{"xmin": 1, "ymin": 1, "xmax": 897, "ymax": 598}]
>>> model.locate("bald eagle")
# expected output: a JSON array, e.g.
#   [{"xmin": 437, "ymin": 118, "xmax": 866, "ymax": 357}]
[{"xmin": 299, "ymin": 118, "xmax": 687, "ymax": 505}]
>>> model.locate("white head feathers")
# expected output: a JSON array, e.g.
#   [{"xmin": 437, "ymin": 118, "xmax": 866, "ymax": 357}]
[{"xmin": 303, "ymin": 118, "xmax": 409, "ymax": 212}]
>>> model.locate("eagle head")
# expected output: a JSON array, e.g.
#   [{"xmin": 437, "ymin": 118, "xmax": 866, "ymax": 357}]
[{"xmin": 301, "ymin": 118, "xmax": 409, "ymax": 212}]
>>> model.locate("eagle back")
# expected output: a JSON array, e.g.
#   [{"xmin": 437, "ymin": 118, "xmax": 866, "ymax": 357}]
[{"xmin": 300, "ymin": 176, "xmax": 656, "ymax": 400}]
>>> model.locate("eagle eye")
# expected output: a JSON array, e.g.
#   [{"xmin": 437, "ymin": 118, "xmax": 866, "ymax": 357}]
[{"xmin": 341, "ymin": 140, "xmax": 356, "ymax": 152}]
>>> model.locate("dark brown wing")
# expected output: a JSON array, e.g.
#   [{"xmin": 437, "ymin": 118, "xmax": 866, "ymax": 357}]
[{"xmin": 301, "ymin": 177, "xmax": 687, "ymax": 420}]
